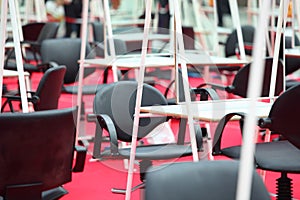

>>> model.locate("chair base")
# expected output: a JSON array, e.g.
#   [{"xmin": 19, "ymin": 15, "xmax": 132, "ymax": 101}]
[
  {"xmin": 111, "ymin": 183, "xmax": 145, "ymax": 194},
  {"xmin": 276, "ymin": 173, "xmax": 293, "ymax": 200}
]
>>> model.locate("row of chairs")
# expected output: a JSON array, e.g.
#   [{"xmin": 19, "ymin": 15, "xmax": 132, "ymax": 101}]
[
  {"xmin": 146, "ymin": 83, "xmax": 300, "ymax": 200},
  {"xmin": 3, "ymin": 21, "xmax": 300, "ymax": 199},
  {"xmin": 1, "ymin": 23, "xmax": 90, "ymax": 199},
  {"xmin": 0, "ymin": 106, "xmax": 87, "ymax": 200},
  {"xmin": 4, "ymin": 78, "xmax": 299, "ymax": 199}
]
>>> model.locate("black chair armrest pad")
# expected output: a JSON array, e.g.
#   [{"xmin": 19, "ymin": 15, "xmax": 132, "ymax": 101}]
[
  {"xmin": 192, "ymin": 88, "xmax": 220, "ymax": 100},
  {"xmin": 197, "ymin": 83, "xmax": 227, "ymax": 91},
  {"xmin": 96, "ymin": 114, "xmax": 119, "ymax": 155},
  {"xmin": 73, "ymin": 145, "xmax": 87, "ymax": 172},
  {"xmin": 212, "ymin": 112, "xmax": 245, "ymax": 155}
]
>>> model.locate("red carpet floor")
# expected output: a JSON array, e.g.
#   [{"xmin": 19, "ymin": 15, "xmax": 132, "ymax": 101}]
[{"xmin": 3, "ymin": 70, "xmax": 300, "ymax": 200}]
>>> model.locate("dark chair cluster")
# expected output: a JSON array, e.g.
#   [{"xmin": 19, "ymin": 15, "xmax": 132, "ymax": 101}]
[
  {"xmin": 3, "ymin": 16, "xmax": 300, "ymax": 200},
  {"xmin": 1, "ymin": 22, "xmax": 88, "ymax": 200},
  {"xmin": 212, "ymin": 84, "xmax": 300, "ymax": 199},
  {"xmin": 0, "ymin": 107, "xmax": 86, "ymax": 200}
]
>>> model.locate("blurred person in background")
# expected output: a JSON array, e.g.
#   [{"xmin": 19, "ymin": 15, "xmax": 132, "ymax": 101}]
[{"xmin": 63, "ymin": 0, "xmax": 82, "ymax": 37}]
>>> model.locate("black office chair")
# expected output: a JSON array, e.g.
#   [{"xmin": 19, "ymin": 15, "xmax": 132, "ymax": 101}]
[
  {"xmin": 223, "ymin": 25, "xmax": 255, "ymax": 59},
  {"xmin": 0, "ymin": 107, "xmax": 86, "ymax": 200},
  {"xmin": 212, "ymin": 84, "xmax": 300, "ymax": 199},
  {"xmin": 198, "ymin": 57, "xmax": 284, "ymax": 98},
  {"xmin": 91, "ymin": 21, "xmax": 129, "ymax": 58},
  {"xmin": 40, "ymin": 38, "xmax": 98, "ymax": 93},
  {"xmin": 92, "ymin": 21, "xmax": 104, "ymax": 46},
  {"xmin": 22, "ymin": 22, "xmax": 46, "ymax": 42},
  {"xmin": 281, "ymin": 34, "xmax": 300, "ymax": 89},
  {"xmin": 39, "ymin": 38, "xmax": 108, "ymax": 116},
  {"xmin": 92, "ymin": 38, "xmax": 129, "ymax": 83},
  {"xmin": 90, "ymin": 81, "xmax": 202, "ymax": 194},
  {"xmin": 5, "ymin": 22, "xmax": 60, "ymax": 66},
  {"xmin": 164, "ymin": 68, "xmax": 220, "ymax": 105},
  {"xmin": 216, "ymin": 25, "xmax": 255, "ymax": 86},
  {"xmin": 1, "ymin": 65, "xmax": 66, "ymax": 112},
  {"xmin": 145, "ymin": 160, "xmax": 271, "ymax": 200}
]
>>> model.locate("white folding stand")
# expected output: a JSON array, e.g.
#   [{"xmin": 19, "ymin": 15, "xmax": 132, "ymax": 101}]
[
  {"xmin": 228, "ymin": 0, "xmax": 246, "ymax": 60},
  {"xmin": 77, "ymin": 0, "xmax": 199, "ymax": 199},
  {"xmin": 235, "ymin": 0, "xmax": 290, "ymax": 199},
  {"xmin": 102, "ymin": 0, "xmax": 118, "ymax": 81},
  {"xmin": 269, "ymin": 0, "xmax": 290, "ymax": 97},
  {"xmin": 24, "ymin": 0, "xmax": 47, "ymax": 22},
  {"xmin": 125, "ymin": 0, "xmax": 199, "ymax": 199},
  {"xmin": 0, "ymin": 0, "xmax": 28, "ymax": 113},
  {"xmin": 189, "ymin": 0, "xmax": 244, "ymax": 57}
]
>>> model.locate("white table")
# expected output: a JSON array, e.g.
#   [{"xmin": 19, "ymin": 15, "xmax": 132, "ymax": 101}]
[
  {"xmin": 84, "ymin": 52, "xmax": 247, "ymax": 69},
  {"xmin": 84, "ymin": 52, "xmax": 247, "ymax": 85},
  {"xmin": 111, "ymin": 19, "xmax": 145, "ymax": 27},
  {"xmin": 285, "ymin": 48, "xmax": 300, "ymax": 58},
  {"xmin": 113, "ymin": 32, "xmax": 170, "ymax": 43},
  {"xmin": 140, "ymin": 98, "xmax": 273, "ymax": 160},
  {"xmin": 140, "ymin": 98, "xmax": 273, "ymax": 122}
]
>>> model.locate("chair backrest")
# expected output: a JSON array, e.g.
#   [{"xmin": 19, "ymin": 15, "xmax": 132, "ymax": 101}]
[
  {"xmin": 36, "ymin": 22, "xmax": 59, "ymax": 43},
  {"xmin": 40, "ymin": 38, "xmax": 95, "ymax": 84},
  {"xmin": 263, "ymin": 84, "xmax": 300, "ymax": 149},
  {"xmin": 225, "ymin": 25, "xmax": 255, "ymax": 58},
  {"xmin": 145, "ymin": 160, "xmax": 271, "ymax": 200},
  {"xmin": 93, "ymin": 81, "xmax": 168, "ymax": 142},
  {"xmin": 95, "ymin": 38, "xmax": 128, "ymax": 57},
  {"xmin": 34, "ymin": 65, "xmax": 66, "ymax": 111},
  {"xmin": 230, "ymin": 57, "xmax": 284, "ymax": 98},
  {"xmin": 282, "ymin": 34, "xmax": 300, "ymax": 75},
  {"xmin": 0, "ymin": 107, "xmax": 77, "ymax": 199},
  {"xmin": 22, "ymin": 22, "xmax": 46, "ymax": 41},
  {"xmin": 182, "ymin": 26, "xmax": 195, "ymax": 50},
  {"xmin": 92, "ymin": 21, "xmax": 104, "ymax": 43}
]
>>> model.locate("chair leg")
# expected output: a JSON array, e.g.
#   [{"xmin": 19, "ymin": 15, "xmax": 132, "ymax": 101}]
[
  {"xmin": 276, "ymin": 172, "xmax": 293, "ymax": 200},
  {"xmin": 111, "ymin": 160, "xmax": 152, "ymax": 195},
  {"xmin": 92, "ymin": 123, "xmax": 104, "ymax": 159},
  {"xmin": 111, "ymin": 183, "xmax": 145, "ymax": 194},
  {"xmin": 80, "ymin": 101, "xmax": 85, "ymax": 120},
  {"xmin": 139, "ymin": 160, "xmax": 153, "ymax": 182}
]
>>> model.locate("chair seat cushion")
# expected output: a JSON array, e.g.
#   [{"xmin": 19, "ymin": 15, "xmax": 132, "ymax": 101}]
[
  {"xmin": 118, "ymin": 144, "xmax": 193, "ymax": 160},
  {"xmin": 221, "ymin": 141, "xmax": 300, "ymax": 173}
]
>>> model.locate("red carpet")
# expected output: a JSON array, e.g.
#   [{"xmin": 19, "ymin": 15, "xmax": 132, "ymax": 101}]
[{"xmin": 3, "ymin": 71, "xmax": 300, "ymax": 200}]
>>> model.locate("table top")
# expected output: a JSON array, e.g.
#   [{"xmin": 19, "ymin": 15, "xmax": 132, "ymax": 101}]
[
  {"xmin": 111, "ymin": 19, "xmax": 145, "ymax": 27},
  {"xmin": 140, "ymin": 98, "xmax": 273, "ymax": 122},
  {"xmin": 84, "ymin": 52, "xmax": 248, "ymax": 69},
  {"xmin": 285, "ymin": 47, "xmax": 300, "ymax": 58},
  {"xmin": 3, "ymin": 69, "xmax": 30, "ymax": 77},
  {"xmin": 113, "ymin": 32, "xmax": 170, "ymax": 42}
]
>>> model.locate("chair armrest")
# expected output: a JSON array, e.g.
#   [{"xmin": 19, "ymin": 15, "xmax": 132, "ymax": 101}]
[
  {"xmin": 163, "ymin": 80, "xmax": 175, "ymax": 98},
  {"xmin": 197, "ymin": 82, "xmax": 227, "ymax": 91},
  {"xmin": 21, "ymin": 40, "xmax": 40, "ymax": 48},
  {"xmin": 258, "ymin": 117, "xmax": 272, "ymax": 129},
  {"xmin": 87, "ymin": 113, "xmax": 97, "ymax": 122},
  {"xmin": 95, "ymin": 114, "xmax": 119, "ymax": 155},
  {"xmin": 36, "ymin": 61, "xmax": 59, "ymax": 72},
  {"xmin": 194, "ymin": 122, "xmax": 203, "ymax": 150},
  {"xmin": 212, "ymin": 112, "xmax": 245, "ymax": 155},
  {"xmin": 192, "ymin": 88, "xmax": 220, "ymax": 100},
  {"xmin": 2, "ymin": 92, "xmax": 39, "ymax": 103},
  {"xmin": 72, "ymin": 145, "xmax": 87, "ymax": 172},
  {"xmin": 164, "ymin": 80, "xmax": 220, "ymax": 101},
  {"xmin": 1, "ymin": 92, "xmax": 39, "ymax": 112}
]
